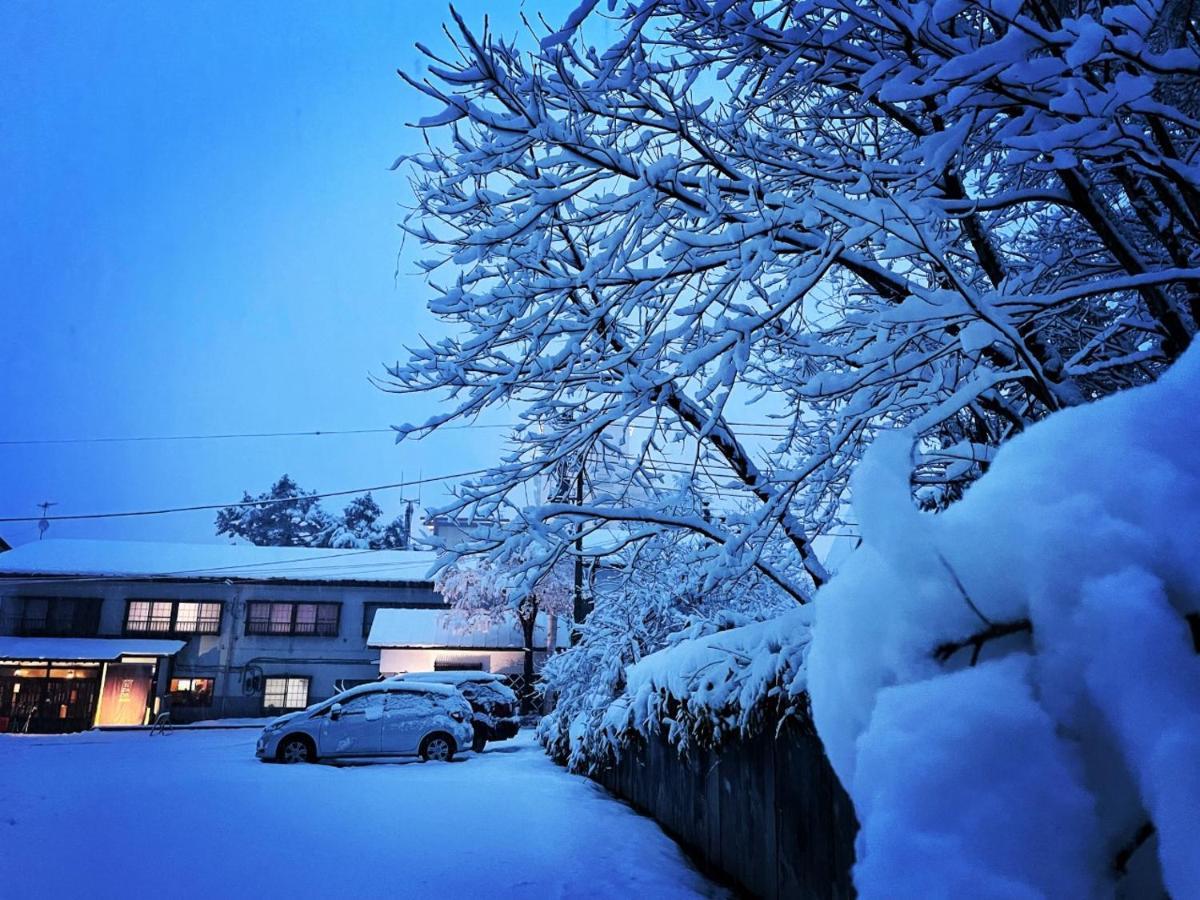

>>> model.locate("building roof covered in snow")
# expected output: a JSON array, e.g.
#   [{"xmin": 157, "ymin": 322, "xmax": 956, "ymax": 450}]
[
  {"xmin": 0, "ymin": 637, "xmax": 185, "ymax": 661},
  {"xmin": 367, "ymin": 607, "xmax": 569, "ymax": 650},
  {"xmin": 0, "ymin": 539, "xmax": 441, "ymax": 585}
]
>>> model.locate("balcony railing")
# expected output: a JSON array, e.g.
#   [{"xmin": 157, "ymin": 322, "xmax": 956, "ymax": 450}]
[{"xmin": 0, "ymin": 614, "xmax": 101, "ymax": 638}]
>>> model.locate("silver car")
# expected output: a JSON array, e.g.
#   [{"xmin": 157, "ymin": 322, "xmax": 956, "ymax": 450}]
[{"xmin": 255, "ymin": 681, "xmax": 474, "ymax": 764}]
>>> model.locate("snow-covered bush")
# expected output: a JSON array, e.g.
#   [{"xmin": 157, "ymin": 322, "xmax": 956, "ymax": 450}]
[
  {"xmin": 807, "ymin": 345, "xmax": 1200, "ymax": 897},
  {"xmin": 603, "ymin": 606, "xmax": 812, "ymax": 753},
  {"xmin": 538, "ymin": 529, "xmax": 794, "ymax": 770}
]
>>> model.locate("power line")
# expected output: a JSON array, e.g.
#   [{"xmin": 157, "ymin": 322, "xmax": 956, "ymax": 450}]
[
  {"xmin": 1, "ymin": 427, "xmax": 400, "ymax": 446},
  {"xmin": 0, "ymin": 456, "xmax": 772, "ymax": 525},
  {"xmin": 0, "ymin": 416, "xmax": 795, "ymax": 447},
  {"xmin": 0, "ymin": 468, "xmax": 492, "ymax": 524}
]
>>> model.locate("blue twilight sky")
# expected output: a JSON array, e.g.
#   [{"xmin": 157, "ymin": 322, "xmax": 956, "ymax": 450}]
[{"xmin": 0, "ymin": 1, "xmax": 591, "ymax": 547}]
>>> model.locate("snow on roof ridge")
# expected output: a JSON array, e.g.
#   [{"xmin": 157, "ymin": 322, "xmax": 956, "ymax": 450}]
[{"xmin": 0, "ymin": 537, "xmax": 442, "ymax": 583}]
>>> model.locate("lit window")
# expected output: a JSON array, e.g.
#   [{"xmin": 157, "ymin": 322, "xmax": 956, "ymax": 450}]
[
  {"xmin": 126, "ymin": 601, "xmax": 151, "ymax": 630},
  {"xmin": 168, "ymin": 677, "xmax": 215, "ymax": 706},
  {"xmin": 294, "ymin": 604, "xmax": 317, "ymax": 634},
  {"xmin": 175, "ymin": 603, "xmax": 199, "ymax": 632},
  {"xmin": 263, "ymin": 676, "xmax": 309, "ymax": 711},
  {"xmin": 150, "ymin": 602, "xmax": 173, "ymax": 632},
  {"xmin": 125, "ymin": 600, "xmax": 222, "ymax": 635},
  {"xmin": 173, "ymin": 602, "xmax": 221, "ymax": 634},
  {"xmin": 245, "ymin": 602, "xmax": 340, "ymax": 637},
  {"xmin": 269, "ymin": 603, "xmax": 292, "ymax": 634}
]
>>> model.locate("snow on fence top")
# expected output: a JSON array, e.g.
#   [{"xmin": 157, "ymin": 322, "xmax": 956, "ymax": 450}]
[
  {"xmin": 602, "ymin": 608, "xmax": 813, "ymax": 752},
  {"xmin": 0, "ymin": 539, "xmax": 440, "ymax": 584},
  {"xmin": 367, "ymin": 607, "xmax": 569, "ymax": 650}
]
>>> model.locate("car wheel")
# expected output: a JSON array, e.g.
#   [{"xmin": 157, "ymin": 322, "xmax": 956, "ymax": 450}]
[
  {"xmin": 279, "ymin": 736, "xmax": 314, "ymax": 764},
  {"xmin": 472, "ymin": 732, "xmax": 487, "ymax": 753},
  {"xmin": 421, "ymin": 733, "xmax": 455, "ymax": 762}
]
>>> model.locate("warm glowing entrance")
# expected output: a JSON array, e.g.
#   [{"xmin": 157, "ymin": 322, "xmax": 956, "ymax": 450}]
[
  {"xmin": 0, "ymin": 664, "xmax": 101, "ymax": 733},
  {"xmin": 95, "ymin": 663, "xmax": 155, "ymax": 726}
]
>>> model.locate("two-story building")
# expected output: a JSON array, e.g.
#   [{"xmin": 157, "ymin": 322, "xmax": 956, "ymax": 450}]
[{"xmin": 0, "ymin": 539, "xmax": 453, "ymax": 732}]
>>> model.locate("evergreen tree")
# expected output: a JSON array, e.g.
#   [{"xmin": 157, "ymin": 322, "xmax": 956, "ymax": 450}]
[
  {"xmin": 215, "ymin": 475, "xmax": 335, "ymax": 547},
  {"xmin": 215, "ymin": 478, "xmax": 411, "ymax": 548}
]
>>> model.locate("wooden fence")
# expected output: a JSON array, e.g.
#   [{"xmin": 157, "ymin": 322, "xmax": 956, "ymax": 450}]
[{"xmin": 590, "ymin": 718, "xmax": 858, "ymax": 898}]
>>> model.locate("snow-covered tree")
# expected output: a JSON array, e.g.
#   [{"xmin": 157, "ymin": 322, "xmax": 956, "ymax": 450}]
[
  {"xmin": 327, "ymin": 493, "xmax": 413, "ymax": 549},
  {"xmin": 388, "ymin": 3, "xmax": 1200, "ymax": 893},
  {"xmin": 215, "ymin": 475, "xmax": 336, "ymax": 547},
  {"xmin": 216, "ymin": 478, "xmax": 411, "ymax": 549},
  {"xmin": 389, "ymin": 0, "xmax": 1200, "ymax": 608},
  {"xmin": 435, "ymin": 553, "xmax": 573, "ymax": 710}
]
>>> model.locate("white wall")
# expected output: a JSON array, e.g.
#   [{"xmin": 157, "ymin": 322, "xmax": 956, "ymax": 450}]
[{"xmin": 379, "ymin": 647, "xmax": 547, "ymax": 676}]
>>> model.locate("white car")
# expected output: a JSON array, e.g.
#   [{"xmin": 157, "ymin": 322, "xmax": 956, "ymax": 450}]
[{"xmin": 255, "ymin": 681, "xmax": 474, "ymax": 764}]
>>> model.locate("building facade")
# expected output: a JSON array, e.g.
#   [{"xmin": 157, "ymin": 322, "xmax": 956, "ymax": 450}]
[{"xmin": 0, "ymin": 540, "xmax": 449, "ymax": 731}]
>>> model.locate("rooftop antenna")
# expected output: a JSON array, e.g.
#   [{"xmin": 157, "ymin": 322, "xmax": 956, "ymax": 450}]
[{"xmin": 36, "ymin": 501, "xmax": 57, "ymax": 540}]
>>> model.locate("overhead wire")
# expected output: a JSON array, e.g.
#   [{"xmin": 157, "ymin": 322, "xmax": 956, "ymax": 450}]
[
  {"xmin": 0, "ymin": 468, "xmax": 493, "ymax": 524},
  {"xmin": 0, "ymin": 415, "xmax": 796, "ymax": 447}
]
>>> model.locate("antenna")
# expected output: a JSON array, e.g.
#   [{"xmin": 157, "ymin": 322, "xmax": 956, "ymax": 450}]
[{"xmin": 36, "ymin": 501, "xmax": 57, "ymax": 539}]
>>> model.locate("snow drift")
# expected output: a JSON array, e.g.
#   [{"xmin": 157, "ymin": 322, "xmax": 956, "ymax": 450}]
[{"xmin": 807, "ymin": 345, "xmax": 1200, "ymax": 897}]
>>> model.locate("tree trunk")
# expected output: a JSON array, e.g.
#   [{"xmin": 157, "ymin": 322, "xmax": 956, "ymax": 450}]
[{"xmin": 520, "ymin": 613, "xmax": 537, "ymax": 715}]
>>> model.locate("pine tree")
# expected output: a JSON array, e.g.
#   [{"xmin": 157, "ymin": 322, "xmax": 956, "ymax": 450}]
[{"xmin": 215, "ymin": 479, "xmax": 410, "ymax": 548}]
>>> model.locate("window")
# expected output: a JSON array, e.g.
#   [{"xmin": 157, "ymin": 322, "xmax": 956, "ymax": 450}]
[
  {"xmin": 383, "ymin": 690, "xmax": 439, "ymax": 716},
  {"xmin": 125, "ymin": 600, "xmax": 221, "ymax": 635},
  {"xmin": 337, "ymin": 693, "xmax": 376, "ymax": 714},
  {"xmin": 263, "ymin": 676, "xmax": 309, "ymax": 711},
  {"xmin": 168, "ymin": 677, "xmax": 214, "ymax": 707},
  {"xmin": 434, "ymin": 658, "xmax": 485, "ymax": 671},
  {"xmin": 246, "ymin": 602, "xmax": 340, "ymax": 637},
  {"xmin": 12, "ymin": 597, "xmax": 101, "ymax": 637}
]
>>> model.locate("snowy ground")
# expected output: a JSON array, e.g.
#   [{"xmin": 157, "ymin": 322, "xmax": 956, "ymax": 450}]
[{"xmin": 0, "ymin": 729, "xmax": 723, "ymax": 899}]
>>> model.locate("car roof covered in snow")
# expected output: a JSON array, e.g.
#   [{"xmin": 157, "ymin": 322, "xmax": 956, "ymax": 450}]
[
  {"xmin": 344, "ymin": 680, "xmax": 455, "ymax": 698},
  {"xmin": 310, "ymin": 680, "xmax": 457, "ymax": 712},
  {"xmin": 0, "ymin": 539, "xmax": 440, "ymax": 585}
]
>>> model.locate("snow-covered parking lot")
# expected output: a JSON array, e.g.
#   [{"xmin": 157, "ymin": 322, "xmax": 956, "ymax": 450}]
[{"xmin": 0, "ymin": 728, "xmax": 723, "ymax": 899}]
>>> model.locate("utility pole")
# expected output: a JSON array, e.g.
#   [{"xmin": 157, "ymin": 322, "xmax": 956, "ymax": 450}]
[{"xmin": 401, "ymin": 499, "xmax": 415, "ymax": 550}]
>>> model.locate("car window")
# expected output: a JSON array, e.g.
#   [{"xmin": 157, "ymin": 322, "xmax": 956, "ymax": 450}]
[
  {"xmin": 383, "ymin": 691, "xmax": 440, "ymax": 715},
  {"xmin": 337, "ymin": 693, "xmax": 375, "ymax": 714}
]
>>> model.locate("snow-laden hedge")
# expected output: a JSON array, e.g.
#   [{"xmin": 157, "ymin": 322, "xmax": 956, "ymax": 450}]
[
  {"xmin": 539, "ymin": 608, "xmax": 813, "ymax": 771},
  {"xmin": 807, "ymin": 346, "xmax": 1200, "ymax": 897},
  {"xmin": 603, "ymin": 608, "xmax": 812, "ymax": 751}
]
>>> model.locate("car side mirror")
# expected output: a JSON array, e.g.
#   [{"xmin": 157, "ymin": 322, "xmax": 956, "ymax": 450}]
[{"xmin": 330, "ymin": 702, "xmax": 343, "ymax": 721}]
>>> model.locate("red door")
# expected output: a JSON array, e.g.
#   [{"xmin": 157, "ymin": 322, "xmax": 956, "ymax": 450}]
[{"xmin": 96, "ymin": 664, "xmax": 154, "ymax": 726}]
